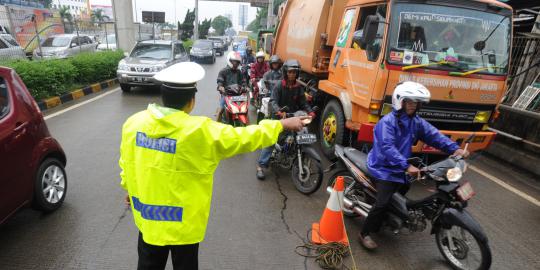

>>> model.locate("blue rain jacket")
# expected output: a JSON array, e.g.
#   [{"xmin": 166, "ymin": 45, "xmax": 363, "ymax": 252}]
[{"xmin": 367, "ymin": 110, "xmax": 460, "ymax": 183}]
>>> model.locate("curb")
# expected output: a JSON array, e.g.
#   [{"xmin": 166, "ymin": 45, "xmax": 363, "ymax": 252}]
[
  {"xmin": 484, "ymin": 141, "xmax": 540, "ymax": 178},
  {"xmin": 36, "ymin": 78, "xmax": 118, "ymax": 111}
]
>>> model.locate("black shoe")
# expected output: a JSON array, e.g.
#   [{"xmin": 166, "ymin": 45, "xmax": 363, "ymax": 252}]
[{"xmin": 256, "ymin": 167, "xmax": 265, "ymax": 180}]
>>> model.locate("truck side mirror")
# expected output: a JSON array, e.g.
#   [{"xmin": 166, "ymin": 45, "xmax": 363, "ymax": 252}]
[{"xmin": 361, "ymin": 15, "xmax": 379, "ymax": 49}]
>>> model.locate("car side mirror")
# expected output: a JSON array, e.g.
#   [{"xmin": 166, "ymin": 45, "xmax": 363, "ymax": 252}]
[
  {"xmin": 70, "ymin": 43, "xmax": 77, "ymax": 48},
  {"xmin": 355, "ymin": 15, "xmax": 379, "ymax": 50},
  {"xmin": 124, "ymin": 52, "xmax": 129, "ymax": 57}
]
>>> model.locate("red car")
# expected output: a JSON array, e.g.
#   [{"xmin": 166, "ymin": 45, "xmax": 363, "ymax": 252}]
[{"xmin": 0, "ymin": 66, "xmax": 67, "ymax": 225}]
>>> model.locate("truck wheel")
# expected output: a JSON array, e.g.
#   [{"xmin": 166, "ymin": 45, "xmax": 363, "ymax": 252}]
[
  {"xmin": 320, "ymin": 100, "xmax": 346, "ymax": 159},
  {"xmin": 120, "ymin": 84, "xmax": 131, "ymax": 92}
]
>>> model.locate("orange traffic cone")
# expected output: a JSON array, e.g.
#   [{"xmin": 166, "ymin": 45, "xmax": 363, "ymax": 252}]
[{"xmin": 311, "ymin": 176, "xmax": 349, "ymax": 245}]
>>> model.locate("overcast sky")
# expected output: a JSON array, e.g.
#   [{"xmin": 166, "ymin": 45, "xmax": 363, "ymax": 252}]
[{"xmin": 91, "ymin": 0, "xmax": 258, "ymax": 30}]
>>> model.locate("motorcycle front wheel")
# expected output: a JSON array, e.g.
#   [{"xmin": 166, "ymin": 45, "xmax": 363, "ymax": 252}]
[
  {"xmin": 291, "ymin": 154, "xmax": 323, "ymax": 195},
  {"xmin": 436, "ymin": 223, "xmax": 492, "ymax": 270}
]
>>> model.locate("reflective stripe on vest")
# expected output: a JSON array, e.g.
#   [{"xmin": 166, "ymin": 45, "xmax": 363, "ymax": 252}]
[{"xmin": 132, "ymin": 196, "xmax": 183, "ymax": 222}]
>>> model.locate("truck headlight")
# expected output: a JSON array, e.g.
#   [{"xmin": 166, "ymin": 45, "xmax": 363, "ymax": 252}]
[
  {"xmin": 447, "ymin": 167, "xmax": 463, "ymax": 182},
  {"xmin": 474, "ymin": 111, "xmax": 492, "ymax": 123}
]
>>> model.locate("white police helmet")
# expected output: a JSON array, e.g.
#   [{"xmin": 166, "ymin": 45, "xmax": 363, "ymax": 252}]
[
  {"xmin": 154, "ymin": 62, "xmax": 205, "ymax": 90},
  {"xmin": 392, "ymin": 81, "xmax": 431, "ymax": 111},
  {"xmin": 226, "ymin": 51, "xmax": 242, "ymax": 68},
  {"xmin": 256, "ymin": 51, "xmax": 265, "ymax": 59}
]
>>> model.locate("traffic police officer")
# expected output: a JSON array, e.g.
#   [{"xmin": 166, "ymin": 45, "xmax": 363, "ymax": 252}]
[{"xmin": 119, "ymin": 62, "xmax": 307, "ymax": 270}]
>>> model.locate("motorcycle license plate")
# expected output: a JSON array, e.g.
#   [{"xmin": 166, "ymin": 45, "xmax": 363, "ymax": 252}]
[
  {"xmin": 456, "ymin": 182, "xmax": 475, "ymax": 201},
  {"xmin": 230, "ymin": 95, "xmax": 247, "ymax": 102},
  {"xmin": 296, "ymin": 133, "xmax": 317, "ymax": 144}
]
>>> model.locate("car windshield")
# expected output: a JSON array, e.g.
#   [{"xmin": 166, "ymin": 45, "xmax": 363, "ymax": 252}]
[
  {"xmin": 387, "ymin": 3, "xmax": 511, "ymax": 75},
  {"xmin": 42, "ymin": 37, "xmax": 71, "ymax": 47},
  {"xmin": 194, "ymin": 41, "xmax": 212, "ymax": 50},
  {"xmin": 130, "ymin": 44, "xmax": 171, "ymax": 59}
]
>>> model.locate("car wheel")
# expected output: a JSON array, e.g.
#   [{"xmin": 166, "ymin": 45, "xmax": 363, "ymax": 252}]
[
  {"xmin": 120, "ymin": 83, "xmax": 131, "ymax": 92},
  {"xmin": 32, "ymin": 158, "xmax": 67, "ymax": 212}
]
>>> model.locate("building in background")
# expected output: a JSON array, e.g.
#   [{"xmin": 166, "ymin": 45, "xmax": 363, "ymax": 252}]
[
  {"xmin": 52, "ymin": 0, "xmax": 90, "ymax": 18},
  {"xmin": 238, "ymin": 4, "xmax": 247, "ymax": 30}
]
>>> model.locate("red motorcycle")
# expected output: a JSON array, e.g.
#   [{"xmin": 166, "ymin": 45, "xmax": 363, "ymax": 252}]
[{"xmin": 222, "ymin": 84, "xmax": 250, "ymax": 127}]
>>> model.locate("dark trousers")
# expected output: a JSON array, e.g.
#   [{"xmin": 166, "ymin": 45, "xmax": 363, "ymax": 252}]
[
  {"xmin": 138, "ymin": 232, "xmax": 199, "ymax": 270},
  {"xmin": 361, "ymin": 180, "xmax": 410, "ymax": 236}
]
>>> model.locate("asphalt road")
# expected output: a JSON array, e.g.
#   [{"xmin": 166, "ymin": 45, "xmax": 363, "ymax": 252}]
[{"xmin": 0, "ymin": 54, "xmax": 539, "ymax": 270}]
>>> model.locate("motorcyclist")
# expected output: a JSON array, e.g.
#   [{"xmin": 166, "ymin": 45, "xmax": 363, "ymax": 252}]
[
  {"xmin": 255, "ymin": 59, "xmax": 315, "ymax": 180},
  {"xmin": 250, "ymin": 51, "xmax": 269, "ymax": 83},
  {"xmin": 216, "ymin": 51, "xmax": 245, "ymax": 122},
  {"xmin": 262, "ymin": 55, "xmax": 283, "ymax": 93},
  {"xmin": 242, "ymin": 46, "xmax": 255, "ymax": 65},
  {"xmin": 359, "ymin": 81, "xmax": 469, "ymax": 250}
]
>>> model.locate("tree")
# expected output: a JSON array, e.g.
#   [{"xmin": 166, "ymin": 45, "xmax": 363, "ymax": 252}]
[
  {"xmin": 43, "ymin": 0, "xmax": 53, "ymax": 8},
  {"xmin": 91, "ymin": 9, "xmax": 110, "ymax": 23},
  {"xmin": 198, "ymin": 18, "xmax": 212, "ymax": 39},
  {"xmin": 179, "ymin": 9, "xmax": 195, "ymax": 41},
  {"xmin": 211, "ymin": 15, "xmax": 232, "ymax": 36},
  {"xmin": 59, "ymin": 6, "xmax": 73, "ymax": 32},
  {"xmin": 247, "ymin": 0, "xmax": 285, "ymax": 31}
]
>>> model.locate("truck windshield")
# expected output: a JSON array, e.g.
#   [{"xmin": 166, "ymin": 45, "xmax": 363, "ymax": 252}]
[{"xmin": 387, "ymin": 3, "xmax": 511, "ymax": 75}]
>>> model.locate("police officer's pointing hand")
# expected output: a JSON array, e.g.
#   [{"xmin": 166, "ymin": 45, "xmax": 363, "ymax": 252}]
[{"xmin": 280, "ymin": 116, "xmax": 310, "ymax": 132}]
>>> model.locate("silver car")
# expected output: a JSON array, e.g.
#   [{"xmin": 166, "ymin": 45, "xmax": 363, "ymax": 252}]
[
  {"xmin": 0, "ymin": 34, "xmax": 26, "ymax": 61},
  {"xmin": 117, "ymin": 40, "xmax": 189, "ymax": 92},
  {"xmin": 33, "ymin": 34, "xmax": 96, "ymax": 59}
]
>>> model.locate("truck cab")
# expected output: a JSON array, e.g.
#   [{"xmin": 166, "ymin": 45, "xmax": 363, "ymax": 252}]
[{"xmin": 273, "ymin": 0, "xmax": 512, "ymax": 157}]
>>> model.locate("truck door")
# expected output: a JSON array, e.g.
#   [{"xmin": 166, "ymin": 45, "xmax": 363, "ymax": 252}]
[
  {"xmin": 329, "ymin": 7, "xmax": 358, "ymax": 88},
  {"xmin": 344, "ymin": 4, "xmax": 387, "ymax": 107}
]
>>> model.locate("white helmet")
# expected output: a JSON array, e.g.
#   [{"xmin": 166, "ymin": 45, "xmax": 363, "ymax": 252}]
[
  {"xmin": 227, "ymin": 51, "xmax": 242, "ymax": 68},
  {"xmin": 392, "ymin": 81, "xmax": 431, "ymax": 111},
  {"xmin": 256, "ymin": 51, "xmax": 265, "ymax": 59}
]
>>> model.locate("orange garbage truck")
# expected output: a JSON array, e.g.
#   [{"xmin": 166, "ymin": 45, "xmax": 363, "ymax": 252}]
[{"xmin": 273, "ymin": 0, "xmax": 512, "ymax": 158}]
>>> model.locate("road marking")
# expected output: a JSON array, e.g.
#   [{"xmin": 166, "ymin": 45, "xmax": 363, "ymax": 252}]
[
  {"xmin": 469, "ymin": 165, "xmax": 540, "ymax": 207},
  {"xmin": 44, "ymin": 88, "xmax": 120, "ymax": 120}
]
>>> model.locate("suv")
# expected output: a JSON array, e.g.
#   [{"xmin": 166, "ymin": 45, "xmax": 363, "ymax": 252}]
[
  {"xmin": 208, "ymin": 37, "xmax": 225, "ymax": 56},
  {"xmin": 33, "ymin": 34, "xmax": 96, "ymax": 59},
  {"xmin": 0, "ymin": 66, "xmax": 67, "ymax": 225},
  {"xmin": 117, "ymin": 40, "xmax": 189, "ymax": 92}
]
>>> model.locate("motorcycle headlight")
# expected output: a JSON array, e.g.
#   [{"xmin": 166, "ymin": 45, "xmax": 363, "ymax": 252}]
[
  {"xmin": 446, "ymin": 167, "xmax": 463, "ymax": 182},
  {"xmin": 231, "ymin": 105, "xmax": 239, "ymax": 114}
]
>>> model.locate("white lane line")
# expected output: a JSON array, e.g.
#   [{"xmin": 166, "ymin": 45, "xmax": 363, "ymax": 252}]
[
  {"xmin": 470, "ymin": 165, "xmax": 540, "ymax": 207},
  {"xmin": 44, "ymin": 88, "xmax": 120, "ymax": 120}
]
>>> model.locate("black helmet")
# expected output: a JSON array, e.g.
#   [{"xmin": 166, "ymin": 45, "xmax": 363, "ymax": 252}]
[
  {"xmin": 246, "ymin": 46, "xmax": 252, "ymax": 53},
  {"xmin": 283, "ymin": 59, "xmax": 301, "ymax": 78}
]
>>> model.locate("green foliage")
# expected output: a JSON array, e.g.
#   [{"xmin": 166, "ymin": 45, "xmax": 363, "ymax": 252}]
[
  {"xmin": 247, "ymin": 0, "xmax": 285, "ymax": 32},
  {"xmin": 183, "ymin": 39, "xmax": 194, "ymax": 51},
  {"xmin": 198, "ymin": 18, "xmax": 212, "ymax": 39},
  {"xmin": 2, "ymin": 50, "xmax": 124, "ymax": 100},
  {"xmin": 179, "ymin": 9, "xmax": 195, "ymax": 41},
  {"xmin": 211, "ymin": 15, "xmax": 232, "ymax": 36}
]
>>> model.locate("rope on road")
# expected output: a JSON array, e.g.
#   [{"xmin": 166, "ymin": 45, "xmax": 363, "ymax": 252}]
[{"xmin": 295, "ymin": 227, "xmax": 359, "ymax": 270}]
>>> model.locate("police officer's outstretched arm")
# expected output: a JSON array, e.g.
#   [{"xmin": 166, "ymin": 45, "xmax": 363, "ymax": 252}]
[{"xmin": 418, "ymin": 119, "xmax": 460, "ymax": 155}]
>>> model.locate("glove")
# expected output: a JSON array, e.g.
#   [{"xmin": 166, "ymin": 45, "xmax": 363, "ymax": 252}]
[{"xmin": 308, "ymin": 111, "xmax": 316, "ymax": 118}]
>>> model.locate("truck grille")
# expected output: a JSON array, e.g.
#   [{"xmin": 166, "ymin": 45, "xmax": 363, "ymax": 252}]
[{"xmin": 130, "ymin": 67, "xmax": 151, "ymax": 72}]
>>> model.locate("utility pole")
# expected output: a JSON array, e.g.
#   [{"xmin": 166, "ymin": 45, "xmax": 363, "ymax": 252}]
[
  {"xmin": 267, "ymin": 0, "xmax": 274, "ymax": 29},
  {"xmin": 193, "ymin": 0, "xmax": 198, "ymax": 40}
]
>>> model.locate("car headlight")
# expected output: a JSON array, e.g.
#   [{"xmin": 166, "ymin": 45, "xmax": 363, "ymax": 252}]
[
  {"xmin": 118, "ymin": 63, "xmax": 129, "ymax": 71},
  {"xmin": 151, "ymin": 65, "xmax": 166, "ymax": 72},
  {"xmin": 446, "ymin": 167, "xmax": 463, "ymax": 182}
]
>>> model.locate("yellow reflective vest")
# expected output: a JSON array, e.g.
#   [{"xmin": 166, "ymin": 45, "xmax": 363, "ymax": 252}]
[{"xmin": 119, "ymin": 104, "xmax": 282, "ymax": 246}]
